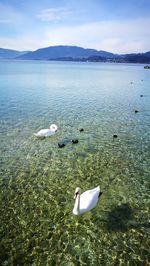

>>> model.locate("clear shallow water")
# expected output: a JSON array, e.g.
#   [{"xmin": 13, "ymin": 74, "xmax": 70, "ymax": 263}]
[{"xmin": 0, "ymin": 60, "xmax": 150, "ymax": 265}]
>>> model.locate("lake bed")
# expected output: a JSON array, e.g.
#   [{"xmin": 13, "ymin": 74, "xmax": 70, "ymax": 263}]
[{"xmin": 0, "ymin": 60, "xmax": 150, "ymax": 265}]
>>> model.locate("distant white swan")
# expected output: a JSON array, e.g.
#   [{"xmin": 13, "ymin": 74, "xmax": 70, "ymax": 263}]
[
  {"xmin": 34, "ymin": 124, "xmax": 58, "ymax": 137},
  {"xmin": 73, "ymin": 186, "xmax": 102, "ymax": 215}
]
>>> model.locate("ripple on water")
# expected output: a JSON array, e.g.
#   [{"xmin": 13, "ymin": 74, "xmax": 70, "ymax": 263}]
[{"xmin": 0, "ymin": 61, "xmax": 150, "ymax": 265}]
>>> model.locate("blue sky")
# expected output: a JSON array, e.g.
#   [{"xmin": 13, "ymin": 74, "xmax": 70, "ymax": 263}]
[{"xmin": 0, "ymin": 0, "xmax": 149, "ymax": 53}]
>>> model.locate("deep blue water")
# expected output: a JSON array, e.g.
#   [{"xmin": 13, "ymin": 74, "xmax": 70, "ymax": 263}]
[{"xmin": 0, "ymin": 60, "xmax": 150, "ymax": 265}]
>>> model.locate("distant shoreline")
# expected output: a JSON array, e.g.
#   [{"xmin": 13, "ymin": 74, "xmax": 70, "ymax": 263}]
[
  {"xmin": 1, "ymin": 45, "xmax": 150, "ymax": 63},
  {"xmin": 0, "ymin": 58, "xmax": 150, "ymax": 65}
]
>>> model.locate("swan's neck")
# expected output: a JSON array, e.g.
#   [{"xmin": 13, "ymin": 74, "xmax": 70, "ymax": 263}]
[{"xmin": 73, "ymin": 194, "xmax": 80, "ymax": 215}]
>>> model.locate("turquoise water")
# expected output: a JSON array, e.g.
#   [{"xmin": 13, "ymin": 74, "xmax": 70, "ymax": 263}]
[{"xmin": 0, "ymin": 60, "xmax": 150, "ymax": 265}]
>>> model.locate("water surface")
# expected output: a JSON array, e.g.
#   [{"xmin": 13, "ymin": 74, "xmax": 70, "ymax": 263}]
[{"xmin": 0, "ymin": 60, "xmax": 150, "ymax": 265}]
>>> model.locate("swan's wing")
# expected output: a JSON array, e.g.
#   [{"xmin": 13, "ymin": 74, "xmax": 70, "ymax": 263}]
[
  {"xmin": 79, "ymin": 186, "xmax": 100, "ymax": 213},
  {"xmin": 45, "ymin": 130, "xmax": 55, "ymax": 136},
  {"xmin": 34, "ymin": 129, "xmax": 55, "ymax": 137}
]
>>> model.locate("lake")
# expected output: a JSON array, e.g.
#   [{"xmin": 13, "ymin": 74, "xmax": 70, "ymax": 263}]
[{"xmin": 0, "ymin": 60, "xmax": 150, "ymax": 265}]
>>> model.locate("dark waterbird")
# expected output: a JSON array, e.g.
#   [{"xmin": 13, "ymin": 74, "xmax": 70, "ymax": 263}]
[
  {"xmin": 79, "ymin": 128, "xmax": 84, "ymax": 132},
  {"xmin": 72, "ymin": 139, "xmax": 79, "ymax": 144},
  {"xmin": 58, "ymin": 143, "xmax": 66, "ymax": 148},
  {"xmin": 135, "ymin": 110, "xmax": 139, "ymax": 113},
  {"xmin": 113, "ymin": 134, "xmax": 118, "ymax": 138}
]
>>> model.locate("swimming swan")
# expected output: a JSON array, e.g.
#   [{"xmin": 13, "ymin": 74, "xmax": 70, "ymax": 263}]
[
  {"xmin": 34, "ymin": 124, "xmax": 58, "ymax": 137},
  {"xmin": 73, "ymin": 186, "xmax": 102, "ymax": 215}
]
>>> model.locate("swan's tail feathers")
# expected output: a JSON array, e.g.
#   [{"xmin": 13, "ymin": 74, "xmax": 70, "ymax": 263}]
[{"xmin": 98, "ymin": 191, "xmax": 103, "ymax": 198}]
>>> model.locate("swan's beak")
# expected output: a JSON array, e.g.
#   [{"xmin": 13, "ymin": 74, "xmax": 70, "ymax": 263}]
[
  {"xmin": 74, "ymin": 192, "xmax": 78, "ymax": 199},
  {"xmin": 74, "ymin": 187, "xmax": 80, "ymax": 199}
]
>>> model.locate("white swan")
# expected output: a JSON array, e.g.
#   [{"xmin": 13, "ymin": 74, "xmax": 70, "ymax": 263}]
[
  {"xmin": 34, "ymin": 124, "xmax": 58, "ymax": 138},
  {"xmin": 73, "ymin": 186, "xmax": 102, "ymax": 215}
]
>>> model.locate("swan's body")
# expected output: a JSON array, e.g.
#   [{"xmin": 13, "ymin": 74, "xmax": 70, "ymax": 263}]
[
  {"xmin": 34, "ymin": 124, "xmax": 58, "ymax": 138},
  {"xmin": 73, "ymin": 186, "xmax": 102, "ymax": 215}
]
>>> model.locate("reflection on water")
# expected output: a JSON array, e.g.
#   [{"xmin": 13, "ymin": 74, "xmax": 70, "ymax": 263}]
[{"xmin": 0, "ymin": 61, "xmax": 150, "ymax": 265}]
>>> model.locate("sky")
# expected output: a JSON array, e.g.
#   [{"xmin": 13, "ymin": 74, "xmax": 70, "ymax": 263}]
[{"xmin": 0, "ymin": 0, "xmax": 150, "ymax": 53}]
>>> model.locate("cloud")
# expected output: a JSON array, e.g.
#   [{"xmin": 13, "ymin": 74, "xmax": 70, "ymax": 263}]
[
  {"xmin": 44, "ymin": 18, "xmax": 150, "ymax": 53},
  {"xmin": 0, "ymin": 19, "xmax": 12, "ymax": 24},
  {"xmin": 36, "ymin": 7, "xmax": 71, "ymax": 22},
  {"xmin": 0, "ymin": 36, "xmax": 47, "ymax": 51},
  {"xmin": 0, "ymin": 3, "xmax": 24, "ymax": 25},
  {"xmin": 0, "ymin": 15, "xmax": 149, "ymax": 53}
]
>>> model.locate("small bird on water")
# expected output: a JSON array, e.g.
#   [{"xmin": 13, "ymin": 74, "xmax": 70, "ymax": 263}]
[{"xmin": 72, "ymin": 139, "xmax": 79, "ymax": 144}]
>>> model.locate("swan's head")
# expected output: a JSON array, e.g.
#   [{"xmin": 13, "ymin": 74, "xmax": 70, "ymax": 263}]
[
  {"xmin": 74, "ymin": 187, "xmax": 81, "ymax": 199},
  {"xmin": 50, "ymin": 124, "xmax": 58, "ymax": 132}
]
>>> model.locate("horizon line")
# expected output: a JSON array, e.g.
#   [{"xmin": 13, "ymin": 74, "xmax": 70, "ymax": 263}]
[{"xmin": 0, "ymin": 44, "xmax": 149, "ymax": 55}]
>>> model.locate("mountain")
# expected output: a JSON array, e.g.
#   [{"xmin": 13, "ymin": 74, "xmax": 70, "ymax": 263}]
[
  {"xmin": 0, "ymin": 45, "xmax": 149, "ymax": 63},
  {"xmin": 144, "ymin": 51, "xmax": 150, "ymax": 58},
  {"xmin": 122, "ymin": 52, "xmax": 150, "ymax": 63},
  {"xmin": 17, "ymin": 45, "xmax": 116, "ymax": 60},
  {"xmin": 0, "ymin": 48, "xmax": 29, "ymax": 59},
  {"xmin": 16, "ymin": 45, "xmax": 150, "ymax": 63}
]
